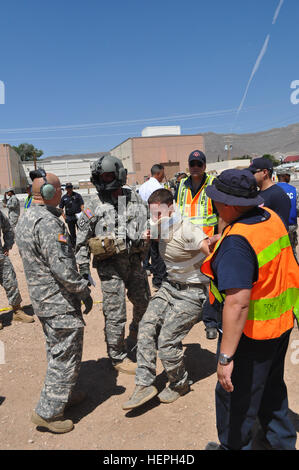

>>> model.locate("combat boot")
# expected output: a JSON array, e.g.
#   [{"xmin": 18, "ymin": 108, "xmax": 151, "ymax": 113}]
[
  {"xmin": 122, "ymin": 385, "xmax": 158, "ymax": 410},
  {"xmin": 114, "ymin": 358, "xmax": 137, "ymax": 375},
  {"xmin": 12, "ymin": 305, "xmax": 34, "ymax": 323},
  {"xmin": 31, "ymin": 411, "xmax": 74, "ymax": 434},
  {"xmin": 158, "ymin": 381, "xmax": 190, "ymax": 404}
]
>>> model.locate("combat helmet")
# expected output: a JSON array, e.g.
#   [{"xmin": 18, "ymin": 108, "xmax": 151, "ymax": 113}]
[{"xmin": 90, "ymin": 154, "xmax": 127, "ymax": 192}]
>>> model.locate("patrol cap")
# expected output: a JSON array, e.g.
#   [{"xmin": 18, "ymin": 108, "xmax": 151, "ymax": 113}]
[
  {"xmin": 205, "ymin": 169, "xmax": 264, "ymax": 207},
  {"xmin": 188, "ymin": 150, "xmax": 206, "ymax": 164},
  {"xmin": 247, "ymin": 157, "xmax": 273, "ymax": 174},
  {"xmin": 65, "ymin": 183, "xmax": 73, "ymax": 189}
]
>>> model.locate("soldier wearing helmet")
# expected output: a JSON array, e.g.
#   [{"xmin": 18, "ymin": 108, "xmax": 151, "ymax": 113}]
[{"xmin": 76, "ymin": 154, "xmax": 151, "ymax": 374}]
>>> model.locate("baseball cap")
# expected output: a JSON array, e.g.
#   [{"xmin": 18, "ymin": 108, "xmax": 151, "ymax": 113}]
[
  {"xmin": 247, "ymin": 157, "xmax": 273, "ymax": 174},
  {"xmin": 205, "ymin": 169, "xmax": 264, "ymax": 207},
  {"xmin": 188, "ymin": 150, "xmax": 206, "ymax": 164},
  {"xmin": 65, "ymin": 183, "xmax": 73, "ymax": 189}
]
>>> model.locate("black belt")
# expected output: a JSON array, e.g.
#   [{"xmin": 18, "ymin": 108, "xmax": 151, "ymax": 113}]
[{"xmin": 165, "ymin": 279, "xmax": 203, "ymax": 291}]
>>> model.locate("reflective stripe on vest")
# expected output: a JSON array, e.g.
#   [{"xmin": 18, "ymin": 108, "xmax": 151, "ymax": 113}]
[
  {"xmin": 24, "ymin": 196, "xmax": 32, "ymax": 210},
  {"xmin": 201, "ymin": 208, "xmax": 299, "ymax": 340},
  {"xmin": 177, "ymin": 175, "xmax": 218, "ymax": 235}
]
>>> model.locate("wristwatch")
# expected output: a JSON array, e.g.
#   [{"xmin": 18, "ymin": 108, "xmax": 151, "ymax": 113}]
[{"xmin": 218, "ymin": 353, "xmax": 233, "ymax": 365}]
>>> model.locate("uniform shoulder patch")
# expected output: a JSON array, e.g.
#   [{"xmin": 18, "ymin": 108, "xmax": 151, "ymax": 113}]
[
  {"xmin": 84, "ymin": 208, "xmax": 94, "ymax": 218},
  {"xmin": 58, "ymin": 233, "xmax": 67, "ymax": 243}
]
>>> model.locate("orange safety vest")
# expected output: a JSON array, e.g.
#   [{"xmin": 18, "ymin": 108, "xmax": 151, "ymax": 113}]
[
  {"xmin": 201, "ymin": 208, "xmax": 299, "ymax": 340},
  {"xmin": 176, "ymin": 175, "xmax": 218, "ymax": 237}
]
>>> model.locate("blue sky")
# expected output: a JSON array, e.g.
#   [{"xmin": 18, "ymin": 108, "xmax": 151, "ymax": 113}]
[{"xmin": 0, "ymin": 0, "xmax": 299, "ymax": 157}]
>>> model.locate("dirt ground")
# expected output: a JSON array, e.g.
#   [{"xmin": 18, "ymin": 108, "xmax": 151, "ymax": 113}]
[{"xmin": 0, "ymin": 243, "xmax": 298, "ymax": 451}]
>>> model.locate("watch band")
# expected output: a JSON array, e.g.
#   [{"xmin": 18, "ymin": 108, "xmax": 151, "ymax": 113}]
[{"xmin": 218, "ymin": 353, "xmax": 233, "ymax": 365}]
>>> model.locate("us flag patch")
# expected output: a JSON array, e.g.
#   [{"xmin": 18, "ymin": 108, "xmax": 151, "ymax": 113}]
[
  {"xmin": 85, "ymin": 208, "xmax": 93, "ymax": 218},
  {"xmin": 58, "ymin": 234, "xmax": 67, "ymax": 243}
]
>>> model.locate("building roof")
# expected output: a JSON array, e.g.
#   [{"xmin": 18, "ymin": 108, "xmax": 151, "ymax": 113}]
[
  {"xmin": 283, "ymin": 155, "xmax": 299, "ymax": 163},
  {"xmin": 41, "ymin": 152, "xmax": 109, "ymax": 162},
  {"xmin": 110, "ymin": 134, "xmax": 203, "ymax": 151}
]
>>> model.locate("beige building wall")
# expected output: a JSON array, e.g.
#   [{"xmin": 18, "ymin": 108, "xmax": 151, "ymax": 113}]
[
  {"xmin": 111, "ymin": 135, "xmax": 205, "ymax": 185},
  {"xmin": 110, "ymin": 139, "xmax": 134, "ymax": 175},
  {"xmin": 0, "ymin": 144, "xmax": 28, "ymax": 194}
]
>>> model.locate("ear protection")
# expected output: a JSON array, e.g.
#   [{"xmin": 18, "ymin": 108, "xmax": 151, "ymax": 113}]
[{"xmin": 29, "ymin": 168, "xmax": 56, "ymax": 200}]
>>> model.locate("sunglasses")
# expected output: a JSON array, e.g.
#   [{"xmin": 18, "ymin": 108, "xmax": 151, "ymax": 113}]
[{"xmin": 189, "ymin": 161, "xmax": 204, "ymax": 168}]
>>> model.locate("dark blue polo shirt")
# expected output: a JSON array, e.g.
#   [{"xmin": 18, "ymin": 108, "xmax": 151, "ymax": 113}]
[
  {"xmin": 211, "ymin": 208, "xmax": 269, "ymax": 293},
  {"xmin": 59, "ymin": 191, "xmax": 84, "ymax": 221},
  {"xmin": 174, "ymin": 174, "xmax": 207, "ymax": 200},
  {"xmin": 259, "ymin": 184, "xmax": 291, "ymax": 230}
]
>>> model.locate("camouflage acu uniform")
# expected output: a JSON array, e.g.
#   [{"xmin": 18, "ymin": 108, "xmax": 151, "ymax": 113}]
[
  {"xmin": 6, "ymin": 194, "xmax": 20, "ymax": 228},
  {"xmin": 15, "ymin": 204, "xmax": 90, "ymax": 419},
  {"xmin": 0, "ymin": 210, "xmax": 22, "ymax": 306},
  {"xmin": 135, "ymin": 280, "xmax": 207, "ymax": 389},
  {"xmin": 76, "ymin": 189, "xmax": 151, "ymax": 363}
]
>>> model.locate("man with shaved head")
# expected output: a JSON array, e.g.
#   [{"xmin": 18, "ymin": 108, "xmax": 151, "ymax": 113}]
[{"xmin": 16, "ymin": 169, "xmax": 93, "ymax": 434}]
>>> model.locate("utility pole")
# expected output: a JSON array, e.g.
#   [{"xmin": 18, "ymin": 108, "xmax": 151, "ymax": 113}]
[
  {"xmin": 33, "ymin": 151, "xmax": 37, "ymax": 170},
  {"xmin": 224, "ymin": 136, "xmax": 233, "ymax": 161}
]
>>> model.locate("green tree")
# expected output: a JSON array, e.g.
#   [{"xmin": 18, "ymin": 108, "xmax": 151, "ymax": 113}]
[
  {"xmin": 262, "ymin": 154, "xmax": 280, "ymax": 167},
  {"xmin": 12, "ymin": 143, "xmax": 43, "ymax": 161}
]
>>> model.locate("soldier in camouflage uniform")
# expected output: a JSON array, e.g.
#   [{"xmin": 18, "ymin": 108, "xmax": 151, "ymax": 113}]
[
  {"xmin": 4, "ymin": 189, "xmax": 20, "ymax": 229},
  {"xmin": 0, "ymin": 209, "xmax": 34, "ymax": 328},
  {"xmin": 123, "ymin": 188, "xmax": 210, "ymax": 410},
  {"xmin": 76, "ymin": 155, "xmax": 151, "ymax": 375},
  {"xmin": 15, "ymin": 170, "xmax": 93, "ymax": 433}
]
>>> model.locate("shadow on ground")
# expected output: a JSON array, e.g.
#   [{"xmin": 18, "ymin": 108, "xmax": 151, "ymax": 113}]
[
  {"xmin": 65, "ymin": 358, "xmax": 126, "ymax": 424},
  {"xmin": 125, "ymin": 342, "xmax": 217, "ymax": 418}
]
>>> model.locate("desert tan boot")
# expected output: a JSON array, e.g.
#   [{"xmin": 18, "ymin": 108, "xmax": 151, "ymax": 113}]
[
  {"xmin": 158, "ymin": 381, "xmax": 190, "ymax": 404},
  {"xmin": 114, "ymin": 358, "xmax": 137, "ymax": 375},
  {"xmin": 122, "ymin": 385, "xmax": 158, "ymax": 410},
  {"xmin": 12, "ymin": 306, "xmax": 35, "ymax": 323},
  {"xmin": 31, "ymin": 411, "xmax": 74, "ymax": 433}
]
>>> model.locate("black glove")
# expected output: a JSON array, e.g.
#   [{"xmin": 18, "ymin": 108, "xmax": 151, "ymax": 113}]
[
  {"xmin": 82, "ymin": 295, "xmax": 93, "ymax": 315},
  {"xmin": 79, "ymin": 264, "xmax": 91, "ymax": 286}
]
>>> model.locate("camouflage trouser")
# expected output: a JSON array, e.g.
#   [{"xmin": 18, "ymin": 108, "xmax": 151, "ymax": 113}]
[
  {"xmin": 35, "ymin": 316, "xmax": 84, "ymax": 419},
  {"xmin": 135, "ymin": 280, "xmax": 207, "ymax": 389},
  {"xmin": 289, "ymin": 225, "xmax": 298, "ymax": 262},
  {"xmin": 8, "ymin": 215, "xmax": 19, "ymax": 229},
  {"xmin": 0, "ymin": 255, "xmax": 22, "ymax": 306},
  {"xmin": 96, "ymin": 253, "xmax": 151, "ymax": 363}
]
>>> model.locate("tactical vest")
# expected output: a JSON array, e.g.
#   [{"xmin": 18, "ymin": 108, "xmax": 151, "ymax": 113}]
[
  {"xmin": 176, "ymin": 175, "xmax": 218, "ymax": 236},
  {"xmin": 201, "ymin": 208, "xmax": 299, "ymax": 340}
]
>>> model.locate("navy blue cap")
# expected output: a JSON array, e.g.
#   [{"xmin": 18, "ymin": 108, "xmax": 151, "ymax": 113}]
[
  {"xmin": 188, "ymin": 150, "xmax": 206, "ymax": 164},
  {"xmin": 205, "ymin": 169, "xmax": 264, "ymax": 207},
  {"xmin": 247, "ymin": 157, "xmax": 273, "ymax": 174},
  {"xmin": 65, "ymin": 182, "xmax": 73, "ymax": 188}
]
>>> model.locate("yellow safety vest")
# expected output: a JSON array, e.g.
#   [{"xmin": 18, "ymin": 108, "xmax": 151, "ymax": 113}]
[{"xmin": 176, "ymin": 175, "xmax": 218, "ymax": 236}]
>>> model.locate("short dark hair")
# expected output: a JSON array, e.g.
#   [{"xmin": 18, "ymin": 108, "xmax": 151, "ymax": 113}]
[
  {"xmin": 148, "ymin": 188, "xmax": 173, "ymax": 206},
  {"xmin": 151, "ymin": 164, "xmax": 164, "ymax": 176},
  {"xmin": 277, "ymin": 173, "xmax": 289, "ymax": 181}
]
